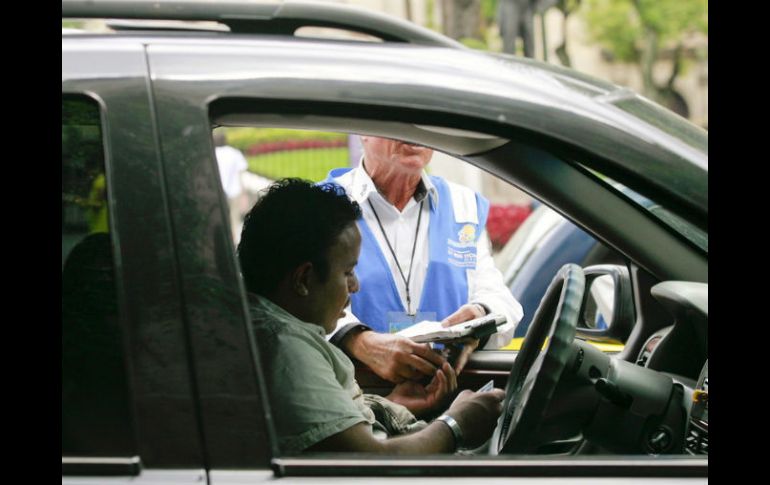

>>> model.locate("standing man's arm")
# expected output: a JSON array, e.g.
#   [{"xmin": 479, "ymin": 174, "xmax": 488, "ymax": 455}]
[
  {"xmin": 329, "ymin": 312, "xmax": 447, "ymax": 383},
  {"xmin": 439, "ymin": 229, "xmax": 523, "ymax": 373},
  {"xmin": 444, "ymin": 229, "xmax": 523, "ymax": 349}
]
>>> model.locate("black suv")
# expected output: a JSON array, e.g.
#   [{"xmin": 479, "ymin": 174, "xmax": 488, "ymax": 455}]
[{"xmin": 62, "ymin": 0, "xmax": 707, "ymax": 482}]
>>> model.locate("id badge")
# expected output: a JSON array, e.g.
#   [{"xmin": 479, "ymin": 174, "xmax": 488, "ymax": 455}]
[{"xmin": 387, "ymin": 311, "xmax": 437, "ymax": 334}]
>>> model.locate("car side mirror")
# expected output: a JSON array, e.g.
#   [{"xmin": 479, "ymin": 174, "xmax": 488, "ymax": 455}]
[{"xmin": 576, "ymin": 264, "xmax": 634, "ymax": 343}]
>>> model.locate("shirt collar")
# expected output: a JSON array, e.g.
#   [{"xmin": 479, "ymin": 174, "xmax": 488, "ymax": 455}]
[
  {"xmin": 247, "ymin": 292, "xmax": 327, "ymax": 338},
  {"xmin": 351, "ymin": 157, "xmax": 439, "ymax": 210}
]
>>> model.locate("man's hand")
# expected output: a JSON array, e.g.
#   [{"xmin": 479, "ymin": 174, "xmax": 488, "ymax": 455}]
[
  {"xmin": 386, "ymin": 362, "xmax": 457, "ymax": 417},
  {"xmin": 441, "ymin": 303, "xmax": 486, "ymax": 327},
  {"xmin": 443, "ymin": 337, "xmax": 479, "ymax": 375},
  {"xmin": 444, "ymin": 388, "xmax": 505, "ymax": 449},
  {"xmin": 344, "ymin": 330, "xmax": 447, "ymax": 383},
  {"xmin": 440, "ymin": 303, "xmax": 486, "ymax": 374}
]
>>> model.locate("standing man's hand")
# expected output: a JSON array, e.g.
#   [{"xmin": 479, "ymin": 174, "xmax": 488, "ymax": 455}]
[
  {"xmin": 343, "ymin": 330, "xmax": 447, "ymax": 383},
  {"xmin": 442, "ymin": 303, "xmax": 486, "ymax": 327}
]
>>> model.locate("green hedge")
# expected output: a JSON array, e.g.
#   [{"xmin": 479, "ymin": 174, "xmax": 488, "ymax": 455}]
[
  {"xmin": 222, "ymin": 127, "xmax": 347, "ymax": 152},
  {"xmin": 247, "ymin": 147, "xmax": 350, "ymax": 182}
]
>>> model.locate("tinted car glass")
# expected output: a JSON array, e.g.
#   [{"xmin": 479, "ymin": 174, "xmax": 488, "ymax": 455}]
[{"xmin": 62, "ymin": 95, "xmax": 136, "ymax": 457}]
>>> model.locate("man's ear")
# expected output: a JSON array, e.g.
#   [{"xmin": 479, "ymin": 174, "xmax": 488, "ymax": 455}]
[{"xmin": 291, "ymin": 262, "xmax": 313, "ymax": 297}]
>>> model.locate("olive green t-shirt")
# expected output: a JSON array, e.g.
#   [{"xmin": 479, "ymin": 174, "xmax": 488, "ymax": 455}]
[{"xmin": 249, "ymin": 295, "xmax": 376, "ymax": 454}]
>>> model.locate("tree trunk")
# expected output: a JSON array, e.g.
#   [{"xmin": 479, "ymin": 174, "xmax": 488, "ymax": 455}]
[
  {"xmin": 554, "ymin": 0, "xmax": 580, "ymax": 66},
  {"xmin": 639, "ymin": 27, "xmax": 658, "ymax": 100},
  {"xmin": 442, "ymin": 0, "xmax": 482, "ymax": 40},
  {"xmin": 554, "ymin": 6, "xmax": 571, "ymax": 66}
]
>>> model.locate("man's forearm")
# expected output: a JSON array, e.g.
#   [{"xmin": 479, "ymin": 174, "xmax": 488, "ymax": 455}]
[
  {"xmin": 471, "ymin": 231, "xmax": 523, "ymax": 348},
  {"xmin": 310, "ymin": 420, "xmax": 456, "ymax": 454},
  {"xmin": 329, "ymin": 322, "xmax": 371, "ymax": 360},
  {"xmin": 380, "ymin": 420, "xmax": 456, "ymax": 454}
]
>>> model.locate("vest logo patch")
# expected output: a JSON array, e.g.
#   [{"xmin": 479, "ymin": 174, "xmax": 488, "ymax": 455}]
[
  {"xmin": 447, "ymin": 224, "xmax": 478, "ymax": 267},
  {"xmin": 458, "ymin": 224, "xmax": 476, "ymax": 244}
]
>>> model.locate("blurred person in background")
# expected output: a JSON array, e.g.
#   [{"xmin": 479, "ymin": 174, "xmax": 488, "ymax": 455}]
[{"xmin": 214, "ymin": 130, "xmax": 249, "ymax": 240}]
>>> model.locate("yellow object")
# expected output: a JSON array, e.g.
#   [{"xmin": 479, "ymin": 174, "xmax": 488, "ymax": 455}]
[
  {"xmin": 87, "ymin": 173, "xmax": 109, "ymax": 234},
  {"xmin": 501, "ymin": 337, "xmax": 624, "ymax": 353},
  {"xmin": 693, "ymin": 390, "xmax": 708, "ymax": 403}
]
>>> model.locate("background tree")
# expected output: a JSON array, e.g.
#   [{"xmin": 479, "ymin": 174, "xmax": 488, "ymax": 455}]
[
  {"xmin": 497, "ymin": 0, "xmax": 558, "ymax": 57},
  {"xmin": 581, "ymin": 0, "xmax": 708, "ymax": 117},
  {"xmin": 553, "ymin": 0, "xmax": 582, "ymax": 66},
  {"xmin": 442, "ymin": 0, "xmax": 483, "ymax": 42}
]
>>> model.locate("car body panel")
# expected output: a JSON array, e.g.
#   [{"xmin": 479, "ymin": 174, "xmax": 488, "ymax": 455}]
[
  {"xmin": 63, "ymin": 43, "xmax": 206, "ymax": 467},
  {"xmin": 150, "ymin": 53, "xmax": 276, "ymax": 467},
  {"xmin": 64, "ymin": 32, "xmax": 705, "ymax": 223}
]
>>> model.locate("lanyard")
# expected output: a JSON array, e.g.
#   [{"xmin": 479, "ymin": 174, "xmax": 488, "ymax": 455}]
[{"xmin": 368, "ymin": 198, "xmax": 424, "ymax": 315}]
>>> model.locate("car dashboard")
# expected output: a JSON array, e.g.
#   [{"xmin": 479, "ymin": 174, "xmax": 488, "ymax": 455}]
[
  {"xmin": 641, "ymin": 281, "xmax": 708, "ymax": 456},
  {"xmin": 685, "ymin": 361, "xmax": 708, "ymax": 455}
]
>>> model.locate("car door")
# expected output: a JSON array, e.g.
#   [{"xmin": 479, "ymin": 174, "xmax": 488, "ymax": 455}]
[
  {"xmin": 62, "ymin": 39, "xmax": 207, "ymax": 482},
  {"xmin": 143, "ymin": 36, "xmax": 706, "ymax": 482}
]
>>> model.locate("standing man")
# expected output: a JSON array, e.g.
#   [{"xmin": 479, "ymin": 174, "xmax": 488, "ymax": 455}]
[
  {"xmin": 325, "ymin": 136, "xmax": 523, "ymax": 383},
  {"xmin": 213, "ymin": 131, "xmax": 249, "ymax": 240}
]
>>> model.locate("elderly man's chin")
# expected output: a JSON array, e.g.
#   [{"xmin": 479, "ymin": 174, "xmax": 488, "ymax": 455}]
[{"xmin": 396, "ymin": 145, "xmax": 432, "ymax": 169}]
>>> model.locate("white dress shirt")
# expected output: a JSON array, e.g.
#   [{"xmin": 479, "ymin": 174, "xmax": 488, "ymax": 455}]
[{"xmin": 331, "ymin": 165, "xmax": 522, "ymax": 349}]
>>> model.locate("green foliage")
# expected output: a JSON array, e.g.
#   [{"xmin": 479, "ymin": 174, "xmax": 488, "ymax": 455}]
[
  {"xmin": 425, "ymin": 0, "xmax": 437, "ymax": 30},
  {"xmin": 247, "ymin": 148, "xmax": 349, "ymax": 182},
  {"xmin": 221, "ymin": 127, "xmax": 346, "ymax": 152},
  {"xmin": 634, "ymin": 0, "xmax": 708, "ymax": 39},
  {"xmin": 62, "ymin": 20, "xmax": 83, "ymax": 29},
  {"xmin": 582, "ymin": 0, "xmax": 707, "ymax": 62},
  {"xmin": 460, "ymin": 37, "xmax": 489, "ymax": 50},
  {"xmin": 582, "ymin": 0, "xmax": 641, "ymax": 62},
  {"xmin": 481, "ymin": 0, "xmax": 499, "ymax": 22}
]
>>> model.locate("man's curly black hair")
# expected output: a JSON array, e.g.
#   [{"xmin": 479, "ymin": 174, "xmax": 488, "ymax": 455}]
[{"xmin": 237, "ymin": 178, "xmax": 361, "ymax": 296}]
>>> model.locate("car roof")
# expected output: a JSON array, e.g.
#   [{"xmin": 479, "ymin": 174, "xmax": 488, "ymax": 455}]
[
  {"xmin": 62, "ymin": 34, "xmax": 708, "ymax": 213},
  {"xmin": 62, "ymin": 0, "xmax": 708, "ymax": 242},
  {"xmin": 62, "ymin": 0, "xmax": 465, "ymax": 47}
]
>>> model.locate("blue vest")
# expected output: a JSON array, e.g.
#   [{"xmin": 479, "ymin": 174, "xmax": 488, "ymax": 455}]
[{"xmin": 323, "ymin": 168, "xmax": 490, "ymax": 333}]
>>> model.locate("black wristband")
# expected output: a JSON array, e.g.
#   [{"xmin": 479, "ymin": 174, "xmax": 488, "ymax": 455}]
[{"xmin": 329, "ymin": 322, "xmax": 372, "ymax": 354}]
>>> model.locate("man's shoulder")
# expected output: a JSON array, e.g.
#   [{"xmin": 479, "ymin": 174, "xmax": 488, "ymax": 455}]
[
  {"xmin": 433, "ymin": 176, "xmax": 479, "ymax": 198},
  {"xmin": 324, "ymin": 167, "xmax": 355, "ymax": 186},
  {"xmin": 432, "ymin": 177, "xmax": 488, "ymax": 223}
]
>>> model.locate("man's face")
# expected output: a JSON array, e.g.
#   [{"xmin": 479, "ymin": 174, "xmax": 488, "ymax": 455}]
[
  {"xmin": 306, "ymin": 223, "xmax": 361, "ymax": 334},
  {"xmin": 361, "ymin": 136, "xmax": 433, "ymax": 174}
]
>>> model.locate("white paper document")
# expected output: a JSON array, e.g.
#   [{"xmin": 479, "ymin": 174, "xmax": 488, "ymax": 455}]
[{"xmin": 396, "ymin": 313, "xmax": 507, "ymax": 343}]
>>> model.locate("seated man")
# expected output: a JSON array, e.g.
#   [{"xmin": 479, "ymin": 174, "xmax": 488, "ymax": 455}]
[{"xmin": 238, "ymin": 178, "xmax": 505, "ymax": 454}]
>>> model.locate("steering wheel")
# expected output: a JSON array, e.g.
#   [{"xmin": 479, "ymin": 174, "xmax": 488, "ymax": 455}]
[{"xmin": 490, "ymin": 263, "xmax": 585, "ymax": 454}]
